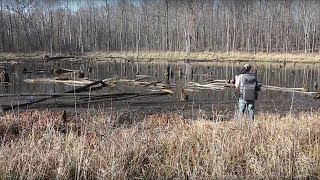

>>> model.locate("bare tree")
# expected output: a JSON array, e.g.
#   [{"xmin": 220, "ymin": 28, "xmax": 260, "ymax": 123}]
[{"xmin": 0, "ymin": 0, "xmax": 320, "ymax": 55}]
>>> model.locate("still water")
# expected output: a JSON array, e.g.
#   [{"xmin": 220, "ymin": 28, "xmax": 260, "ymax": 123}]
[{"xmin": 0, "ymin": 59, "xmax": 319, "ymax": 115}]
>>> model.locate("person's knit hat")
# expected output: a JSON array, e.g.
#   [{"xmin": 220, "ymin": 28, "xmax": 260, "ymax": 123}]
[{"xmin": 244, "ymin": 64, "xmax": 251, "ymax": 70}]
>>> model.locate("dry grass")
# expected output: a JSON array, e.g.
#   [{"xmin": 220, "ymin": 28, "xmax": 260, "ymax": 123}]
[
  {"xmin": 88, "ymin": 51, "xmax": 320, "ymax": 62},
  {"xmin": 0, "ymin": 52, "xmax": 48, "ymax": 60},
  {"xmin": 0, "ymin": 110, "xmax": 320, "ymax": 179},
  {"xmin": 2, "ymin": 51, "xmax": 320, "ymax": 62}
]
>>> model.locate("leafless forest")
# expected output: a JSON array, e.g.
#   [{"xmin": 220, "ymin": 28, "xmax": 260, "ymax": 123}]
[{"xmin": 0, "ymin": 0, "xmax": 319, "ymax": 55}]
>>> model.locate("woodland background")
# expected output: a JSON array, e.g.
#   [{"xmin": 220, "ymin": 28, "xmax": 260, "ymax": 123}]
[{"xmin": 0, "ymin": 0, "xmax": 319, "ymax": 55}]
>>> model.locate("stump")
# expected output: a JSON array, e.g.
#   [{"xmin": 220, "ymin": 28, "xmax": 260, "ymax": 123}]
[{"xmin": 0, "ymin": 70, "xmax": 9, "ymax": 83}]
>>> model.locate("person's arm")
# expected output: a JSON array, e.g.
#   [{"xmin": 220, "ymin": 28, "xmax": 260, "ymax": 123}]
[
  {"xmin": 235, "ymin": 75, "xmax": 241, "ymax": 89},
  {"xmin": 256, "ymin": 80, "xmax": 262, "ymax": 91}
]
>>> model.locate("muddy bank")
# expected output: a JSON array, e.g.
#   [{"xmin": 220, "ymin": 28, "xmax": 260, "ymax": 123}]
[{"xmin": 1, "ymin": 89, "xmax": 318, "ymax": 122}]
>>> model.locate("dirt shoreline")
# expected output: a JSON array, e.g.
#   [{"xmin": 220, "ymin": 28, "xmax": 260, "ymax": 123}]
[{"xmin": 1, "ymin": 51, "xmax": 320, "ymax": 63}]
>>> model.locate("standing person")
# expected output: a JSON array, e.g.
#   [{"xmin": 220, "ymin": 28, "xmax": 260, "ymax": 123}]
[{"xmin": 235, "ymin": 64, "xmax": 261, "ymax": 120}]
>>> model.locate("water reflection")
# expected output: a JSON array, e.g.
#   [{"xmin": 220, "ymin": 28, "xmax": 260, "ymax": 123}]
[{"xmin": 0, "ymin": 59, "xmax": 319, "ymax": 111}]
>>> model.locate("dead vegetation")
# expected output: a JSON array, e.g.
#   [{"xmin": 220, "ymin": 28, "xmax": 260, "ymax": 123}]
[
  {"xmin": 88, "ymin": 51, "xmax": 320, "ymax": 63},
  {"xmin": 2, "ymin": 51, "xmax": 320, "ymax": 63},
  {"xmin": 0, "ymin": 109, "xmax": 320, "ymax": 179}
]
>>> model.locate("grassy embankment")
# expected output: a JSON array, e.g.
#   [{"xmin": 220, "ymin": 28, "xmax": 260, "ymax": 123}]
[
  {"xmin": 1, "ymin": 51, "xmax": 320, "ymax": 62},
  {"xmin": 0, "ymin": 109, "xmax": 319, "ymax": 179}
]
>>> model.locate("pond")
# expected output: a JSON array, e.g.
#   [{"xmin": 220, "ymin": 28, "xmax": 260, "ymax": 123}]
[{"xmin": 0, "ymin": 59, "xmax": 319, "ymax": 119}]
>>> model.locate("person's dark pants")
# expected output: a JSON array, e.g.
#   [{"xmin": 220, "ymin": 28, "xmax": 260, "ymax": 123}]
[{"xmin": 238, "ymin": 97, "xmax": 255, "ymax": 120}]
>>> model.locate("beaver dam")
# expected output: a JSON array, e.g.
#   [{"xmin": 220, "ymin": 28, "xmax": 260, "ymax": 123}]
[{"xmin": 0, "ymin": 58, "xmax": 319, "ymax": 120}]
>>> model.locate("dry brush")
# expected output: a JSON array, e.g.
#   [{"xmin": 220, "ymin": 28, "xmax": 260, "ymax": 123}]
[{"xmin": 0, "ymin": 110, "xmax": 319, "ymax": 179}]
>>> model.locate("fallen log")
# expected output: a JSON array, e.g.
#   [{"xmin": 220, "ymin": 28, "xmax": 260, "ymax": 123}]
[
  {"xmin": 81, "ymin": 94, "xmax": 139, "ymax": 102},
  {"xmin": 45, "ymin": 55, "xmax": 75, "ymax": 60},
  {"xmin": 187, "ymin": 82, "xmax": 230, "ymax": 90},
  {"xmin": 114, "ymin": 79, "xmax": 152, "ymax": 87},
  {"xmin": 135, "ymin": 75, "xmax": 149, "ymax": 81},
  {"xmin": 0, "ymin": 82, "xmax": 10, "ymax": 85},
  {"xmin": 212, "ymin": 79, "xmax": 229, "ymax": 83},
  {"xmin": 0, "ymin": 92, "xmax": 141, "ymax": 98},
  {"xmin": 263, "ymin": 85, "xmax": 317, "ymax": 95},
  {"xmin": 102, "ymin": 76, "xmax": 120, "ymax": 83},
  {"xmin": 54, "ymin": 68, "xmax": 78, "ymax": 74},
  {"xmin": 203, "ymin": 79, "xmax": 215, "ymax": 82},
  {"xmin": 143, "ymin": 81, "xmax": 162, "ymax": 87},
  {"xmin": 24, "ymin": 78, "xmax": 93, "ymax": 86},
  {"xmin": 2, "ymin": 80, "xmax": 104, "ymax": 111},
  {"xmin": 80, "ymin": 92, "xmax": 170, "ymax": 103},
  {"xmin": 187, "ymin": 82, "xmax": 317, "ymax": 95},
  {"xmin": 0, "ymin": 93, "xmax": 109, "ymax": 97},
  {"xmin": 263, "ymin": 85, "xmax": 304, "ymax": 91},
  {"xmin": 23, "ymin": 76, "xmax": 154, "ymax": 89}
]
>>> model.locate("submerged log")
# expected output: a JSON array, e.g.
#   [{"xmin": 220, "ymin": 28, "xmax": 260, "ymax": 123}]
[
  {"xmin": 4, "ymin": 90, "xmax": 170, "ymax": 106},
  {"xmin": 54, "ymin": 69, "xmax": 85, "ymax": 79},
  {"xmin": 2, "ymin": 80, "xmax": 104, "ymax": 111},
  {"xmin": 135, "ymin": 75, "xmax": 149, "ymax": 81},
  {"xmin": 45, "ymin": 55, "xmax": 75, "ymax": 60},
  {"xmin": 0, "ymin": 82, "xmax": 10, "ymax": 85},
  {"xmin": 22, "ymin": 68, "xmax": 32, "ymax": 73},
  {"xmin": 79, "ymin": 92, "xmax": 171, "ymax": 103},
  {"xmin": 143, "ymin": 81, "xmax": 162, "ymax": 87},
  {"xmin": 0, "ymin": 93, "xmax": 126, "ymax": 97},
  {"xmin": 53, "ymin": 68, "xmax": 77, "ymax": 74}
]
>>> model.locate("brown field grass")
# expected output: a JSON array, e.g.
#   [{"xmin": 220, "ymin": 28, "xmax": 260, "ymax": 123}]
[
  {"xmin": 1, "ymin": 51, "xmax": 320, "ymax": 62},
  {"xmin": 88, "ymin": 51, "xmax": 320, "ymax": 63},
  {"xmin": 0, "ymin": 109, "xmax": 320, "ymax": 179}
]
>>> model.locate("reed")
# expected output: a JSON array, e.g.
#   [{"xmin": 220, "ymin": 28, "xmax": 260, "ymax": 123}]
[{"xmin": 0, "ymin": 109, "xmax": 319, "ymax": 179}]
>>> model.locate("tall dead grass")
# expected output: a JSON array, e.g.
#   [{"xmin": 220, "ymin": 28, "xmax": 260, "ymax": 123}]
[
  {"xmin": 2, "ymin": 51, "xmax": 320, "ymax": 62},
  {"xmin": 88, "ymin": 51, "xmax": 320, "ymax": 62},
  {"xmin": 0, "ymin": 110, "xmax": 320, "ymax": 179}
]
